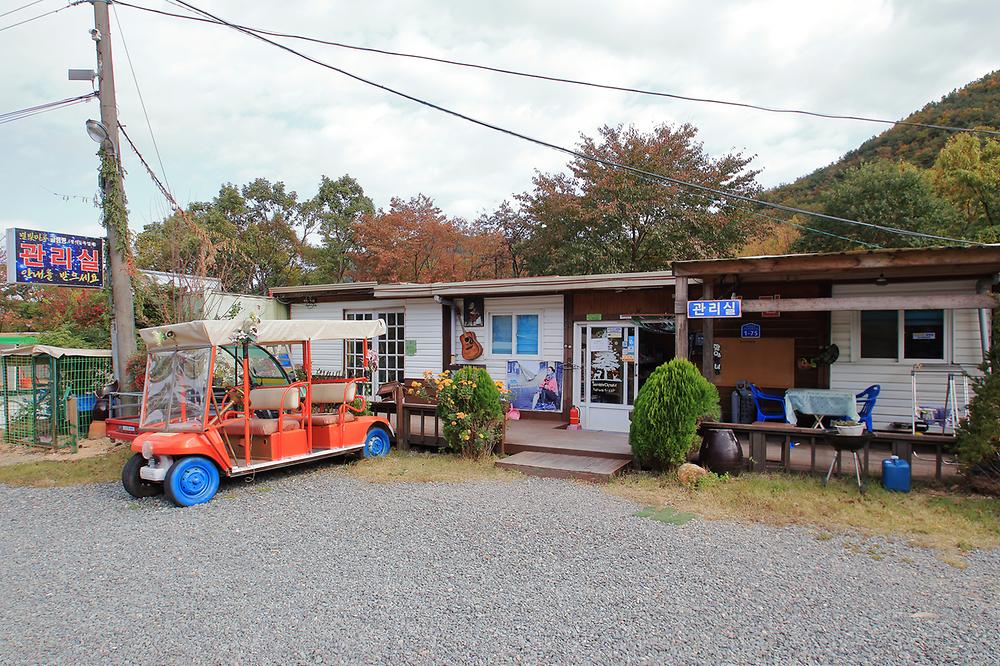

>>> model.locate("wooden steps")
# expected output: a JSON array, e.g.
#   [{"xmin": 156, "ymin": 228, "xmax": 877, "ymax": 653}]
[
  {"xmin": 496, "ymin": 451, "xmax": 631, "ymax": 483},
  {"xmin": 505, "ymin": 438, "xmax": 632, "ymax": 460}
]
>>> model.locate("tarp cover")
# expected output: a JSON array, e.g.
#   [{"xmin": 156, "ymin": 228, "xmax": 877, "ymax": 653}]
[
  {"xmin": 0, "ymin": 345, "xmax": 113, "ymax": 358},
  {"xmin": 139, "ymin": 319, "xmax": 387, "ymax": 350}
]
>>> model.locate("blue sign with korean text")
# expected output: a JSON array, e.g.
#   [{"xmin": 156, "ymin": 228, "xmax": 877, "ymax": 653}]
[
  {"xmin": 687, "ymin": 299, "xmax": 741, "ymax": 319},
  {"xmin": 5, "ymin": 227, "xmax": 104, "ymax": 289},
  {"xmin": 740, "ymin": 322, "xmax": 761, "ymax": 339}
]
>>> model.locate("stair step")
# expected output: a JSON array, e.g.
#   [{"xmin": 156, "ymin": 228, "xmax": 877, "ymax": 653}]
[
  {"xmin": 505, "ymin": 440, "xmax": 632, "ymax": 460},
  {"xmin": 496, "ymin": 451, "xmax": 631, "ymax": 483}
]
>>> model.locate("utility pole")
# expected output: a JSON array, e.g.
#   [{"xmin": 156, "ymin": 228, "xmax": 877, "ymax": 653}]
[{"xmin": 92, "ymin": 0, "xmax": 136, "ymax": 384}]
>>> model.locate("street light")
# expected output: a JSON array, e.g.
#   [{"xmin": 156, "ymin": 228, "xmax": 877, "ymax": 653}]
[{"xmin": 85, "ymin": 118, "xmax": 110, "ymax": 144}]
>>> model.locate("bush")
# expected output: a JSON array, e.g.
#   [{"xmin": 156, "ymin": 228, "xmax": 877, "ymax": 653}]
[
  {"xmin": 418, "ymin": 367, "xmax": 505, "ymax": 457},
  {"xmin": 956, "ymin": 345, "xmax": 1000, "ymax": 495},
  {"xmin": 629, "ymin": 358, "xmax": 720, "ymax": 470}
]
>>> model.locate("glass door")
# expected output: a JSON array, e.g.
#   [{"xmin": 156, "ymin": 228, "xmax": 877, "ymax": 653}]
[{"xmin": 576, "ymin": 323, "xmax": 638, "ymax": 432}]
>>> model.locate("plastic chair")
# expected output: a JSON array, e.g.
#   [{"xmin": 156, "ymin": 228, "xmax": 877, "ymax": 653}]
[
  {"xmin": 855, "ymin": 384, "xmax": 880, "ymax": 432},
  {"xmin": 749, "ymin": 384, "xmax": 787, "ymax": 422}
]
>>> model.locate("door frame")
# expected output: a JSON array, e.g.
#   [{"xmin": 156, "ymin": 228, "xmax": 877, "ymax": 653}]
[{"xmin": 572, "ymin": 321, "xmax": 639, "ymax": 431}]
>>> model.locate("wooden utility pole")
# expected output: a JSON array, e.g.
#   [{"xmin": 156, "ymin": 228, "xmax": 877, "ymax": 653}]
[{"xmin": 93, "ymin": 0, "xmax": 136, "ymax": 383}]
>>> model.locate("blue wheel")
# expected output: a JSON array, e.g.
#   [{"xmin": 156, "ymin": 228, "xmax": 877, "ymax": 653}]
[
  {"xmin": 164, "ymin": 456, "xmax": 220, "ymax": 507},
  {"xmin": 363, "ymin": 426, "xmax": 391, "ymax": 458}
]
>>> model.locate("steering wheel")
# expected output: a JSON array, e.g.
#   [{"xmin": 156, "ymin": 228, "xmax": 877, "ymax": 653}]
[{"xmin": 210, "ymin": 386, "xmax": 245, "ymax": 425}]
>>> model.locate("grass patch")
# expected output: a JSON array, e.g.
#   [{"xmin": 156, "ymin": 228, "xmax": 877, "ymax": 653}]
[
  {"xmin": 341, "ymin": 450, "xmax": 517, "ymax": 484},
  {"xmin": 0, "ymin": 446, "xmax": 131, "ymax": 487},
  {"xmin": 607, "ymin": 471, "xmax": 1000, "ymax": 554}
]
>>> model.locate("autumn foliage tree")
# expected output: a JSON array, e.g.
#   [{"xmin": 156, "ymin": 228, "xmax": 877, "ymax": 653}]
[
  {"xmin": 518, "ymin": 123, "xmax": 762, "ymax": 274},
  {"xmin": 352, "ymin": 194, "xmax": 505, "ymax": 282}
]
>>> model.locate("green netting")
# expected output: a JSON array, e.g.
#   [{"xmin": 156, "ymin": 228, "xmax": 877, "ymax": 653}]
[{"xmin": 1, "ymin": 352, "xmax": 114, "ymax": 451}]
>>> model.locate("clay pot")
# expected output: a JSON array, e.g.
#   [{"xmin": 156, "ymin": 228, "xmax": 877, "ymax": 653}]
[{"xmin": 699, "ymin": 427, "xmax": 744, "ymax": 475}]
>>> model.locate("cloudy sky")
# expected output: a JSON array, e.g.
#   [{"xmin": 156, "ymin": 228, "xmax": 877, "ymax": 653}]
[{"xmin": 2, "ymin": 0, "xmax": 998, "ymax": 241}]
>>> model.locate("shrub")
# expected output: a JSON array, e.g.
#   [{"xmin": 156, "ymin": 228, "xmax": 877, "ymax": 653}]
[
  {"xmin": 629, "ymin": 358, "xmax": 720, "ymax": 470},
  {"xmin": 416, "ymin": 367, "xmax": 505, "ymax": 457},
  {"xmin": 956, "ymin": 345, "xmax": 1000, "ymax": 495}
]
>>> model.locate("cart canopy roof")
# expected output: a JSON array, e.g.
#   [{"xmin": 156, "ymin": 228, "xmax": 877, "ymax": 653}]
[
  {"xmin": 139, "ymin": 319, "xmax": 387, "ymax": 350},
  {"xmin": 0, "ymin": 345, "xmax": 112, "ymax": 358}
]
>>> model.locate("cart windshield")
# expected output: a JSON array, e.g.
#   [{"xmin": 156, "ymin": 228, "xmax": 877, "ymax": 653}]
[{"xmin": 140, "ymin": 347, "xmax": 213, "ymax": 432}]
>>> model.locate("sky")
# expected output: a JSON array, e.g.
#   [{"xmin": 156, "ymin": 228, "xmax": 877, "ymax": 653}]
[{"xmin": 1, "ymin": 0, "xmax": 998, "ymax": 242}]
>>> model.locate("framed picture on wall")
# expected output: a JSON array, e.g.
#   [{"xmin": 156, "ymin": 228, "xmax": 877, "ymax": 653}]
[{"xmin": 463, "ymin": 296, "xmax": 485, "ymax": 327}]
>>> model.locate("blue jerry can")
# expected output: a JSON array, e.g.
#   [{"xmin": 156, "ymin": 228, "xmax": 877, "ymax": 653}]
[{"xmin": 882, "ymin": 456, "xmax": 911, "ymax": 493}]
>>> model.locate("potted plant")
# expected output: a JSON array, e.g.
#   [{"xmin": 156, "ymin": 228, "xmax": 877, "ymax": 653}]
[{"xmin": 832, "ymin": 419, "xmax": 865, "ymax": 436}]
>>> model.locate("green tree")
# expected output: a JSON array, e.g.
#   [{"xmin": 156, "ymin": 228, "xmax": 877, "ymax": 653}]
[
  {"xmin": 518, "ymin": 123, "xmax": 762, "ymax": 274},
  {"xmin": 301, "ymin": 174, "xmax": 374, "ymax": 283},
  {"xmin": 629, "ymin": 359, "xmax": 720, "ymax": 470},
  {"xmin": 930, "ymin": 131, "xmax": 1000, "ymax": 241},
  {"xmin": 790, "ymin": 161, "xmax": 959, "ymax": 252}
]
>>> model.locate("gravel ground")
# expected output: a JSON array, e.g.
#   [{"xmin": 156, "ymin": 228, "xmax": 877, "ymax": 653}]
[{"xmin": 0, "ymin": 464, "xmax": 997, "ymax": 665}]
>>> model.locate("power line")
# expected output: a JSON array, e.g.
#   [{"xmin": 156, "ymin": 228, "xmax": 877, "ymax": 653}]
[
  {"xmin": 747, "ymin": 209, "xmax": 882, "ymax": 249},
  {"xmin": 0, "ymin": 0, "xmax": 75, "ymax": 32},
  {"xmin": 116, "ymin": 0, "xmax": 1000, "ymax": 138},
  {"xmin": 0, "ymin": 0, "xmax": 49, "ymax": 20},
  {"xmin": 111, "ymin": 3, "xmax": 171, "ymax": 191},
  {"xmin": 163, "ymin": 0, "xmax": 985, "ymax": 248},
  {"xmin": 0, "ymin": 91, "xmax": 97, "ymax": 125}
]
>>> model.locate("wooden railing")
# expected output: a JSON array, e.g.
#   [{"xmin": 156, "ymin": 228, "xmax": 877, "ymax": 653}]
[
  {"xmin": 702, "ymin": 421, "xmax": 958, "ymax": 482},
  {"xmin": 371, "ymin": 382, "xmax": 447, "ymax": 450}
]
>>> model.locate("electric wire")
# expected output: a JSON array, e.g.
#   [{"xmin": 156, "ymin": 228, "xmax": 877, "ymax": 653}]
[
  {"xmin": 164, "ymin": 0, "xmax": 985, "ymax": 248},
  {"xmin": 0, "ymin": 0, "xmax": 49, "ymax": 20},
  {"xmin": 746, "ymin": 209, "xmax": 882, "ymax": 249},
  {"xmin": 0, "ymin": 0, "xmax": 74, "ymax": 32},
  {"xmin": 115, "ymin": 0, "xmax": 1000, "ymax": 138},
  {"xmin": 111, "ymin": 3, "xmax": 171, "ymax": 191},
  {"xmin": 0, "ymin": 91, "xmax": 97, "ymax": 125}
]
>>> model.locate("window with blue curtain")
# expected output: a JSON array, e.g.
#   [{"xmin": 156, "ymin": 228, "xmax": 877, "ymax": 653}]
[
  {"xmin": 516, "ymin": 314, "xmax": 539, "ymax": 355},
  {"xmin": 492, "ymin": 315, "xmax": 513, "ymax": 355}
]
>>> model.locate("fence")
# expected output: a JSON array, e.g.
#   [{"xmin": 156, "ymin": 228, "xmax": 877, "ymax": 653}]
[{"xmin": 1, "ymin": 346, "xmax": 114, "ymax": 451}]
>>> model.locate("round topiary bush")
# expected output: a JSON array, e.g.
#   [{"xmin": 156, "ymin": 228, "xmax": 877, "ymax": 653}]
[{"xmin": 629, "ymin": 358, "xmax": 721, "ymax": 470}]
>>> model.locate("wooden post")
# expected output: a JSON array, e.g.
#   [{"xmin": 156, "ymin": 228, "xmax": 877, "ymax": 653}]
[
  {"xmin": 393, "ymin": 382, "xmax": 408, "ymax": 450},
  {"xmin": 701, "ymin": 280, "xmax": 714, "ymax": 381},
  {"xmin": 749, "ymin": 430, "xmax": 767, "ymax": 472},
  {"xmin": 674, "ymin": 277, "xmax": 689, "ymax": 361}
]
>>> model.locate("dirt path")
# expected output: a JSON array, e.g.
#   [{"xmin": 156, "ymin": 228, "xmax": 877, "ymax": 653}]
[{"xmin": 0, "ymin": 438, "xmax": 119, "ymax": 467}]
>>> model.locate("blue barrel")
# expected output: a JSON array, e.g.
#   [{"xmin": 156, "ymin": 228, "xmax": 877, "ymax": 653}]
[{"xmin": 882, "ymin": 456, "xmax": 911, "ymax": 493}]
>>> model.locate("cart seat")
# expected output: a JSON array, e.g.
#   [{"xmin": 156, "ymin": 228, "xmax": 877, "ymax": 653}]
[
  {"xmin": 292, "ymin": 412, "xmax": 356, "ymax": 426},
  {"xmin": 221, "ymin": 417, "xmax": 299, "ymax": 437},
  {"xmin": 310, "ymin": 381, "xmax": 357, "ymax": 406}
]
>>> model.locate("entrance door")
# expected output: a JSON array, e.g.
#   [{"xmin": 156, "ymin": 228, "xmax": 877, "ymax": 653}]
[{"xmin": 574, "ymin": 323, "xmax": 639, "ymax": 432}]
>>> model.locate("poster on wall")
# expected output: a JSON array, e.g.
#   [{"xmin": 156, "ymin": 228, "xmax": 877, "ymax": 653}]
[
  {"xmin": 506, "ymin": 360, "xmax": 563, "ymax": 411},
  {"xmin": 462, "ymin": 296, "xmax": 485, "ymax": 327},
  {"xmin": 5, "ymin": 227, "xmax": 104, "ymax": 288}
]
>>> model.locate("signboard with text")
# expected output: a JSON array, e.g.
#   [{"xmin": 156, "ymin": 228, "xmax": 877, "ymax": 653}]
[
  {"xmin": 5, "ymin": 227, "xmax": 104, "ymax": 288},
  {"xmin": 687, "ymin": 299, "xmax": 741, "ymax": 319}
]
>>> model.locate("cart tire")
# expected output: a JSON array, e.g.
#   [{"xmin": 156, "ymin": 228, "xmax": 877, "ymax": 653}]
[
  {"xmin": 363, "ymin": 426, "xmax": 391, "ymax": 458},
  {"xmin": 164, "ymin": 455, "xmax": 220, "ymax": 507},
  {"xmin": 122, "ymin": 453, "xmax": 163, "ymax": 498}
]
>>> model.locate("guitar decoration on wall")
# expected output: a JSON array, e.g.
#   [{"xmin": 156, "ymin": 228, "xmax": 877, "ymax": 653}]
[{"xmin": 457, "ymin": 300, "xmax": 484, "ymax": 361}]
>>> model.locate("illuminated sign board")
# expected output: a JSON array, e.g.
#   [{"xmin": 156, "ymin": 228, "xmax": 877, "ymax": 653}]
[{"xmin": 5, "ymin": 227, "xmax": 104, "ymax": 289}]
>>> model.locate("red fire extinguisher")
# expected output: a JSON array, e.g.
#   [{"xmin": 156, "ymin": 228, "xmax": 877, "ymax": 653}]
[{"xmin": 568, "ymin": 405, "xmax": 581, "ymax": 430}]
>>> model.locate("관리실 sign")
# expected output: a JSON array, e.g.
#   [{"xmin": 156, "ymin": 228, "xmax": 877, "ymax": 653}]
[{"xmin": 5, "ymin": 227, "xmax": 104, "ymax": 288}]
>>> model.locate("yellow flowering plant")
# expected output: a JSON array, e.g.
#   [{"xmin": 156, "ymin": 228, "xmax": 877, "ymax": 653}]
[{"xmin": 413, "ymin": 366, "xmax": 505, "ymax": 457}]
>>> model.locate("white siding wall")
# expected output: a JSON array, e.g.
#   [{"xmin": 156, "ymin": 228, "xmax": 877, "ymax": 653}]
[
  {"xmin": 289, "ymin": 298, "xmax": 443, "ymax": 376},
  {"xmin": 453, "ymin": 295, "xmax": 564, "ymax": 385},
  {"xmin": 829, "ymin": 280, "xmax": 984, "ymax": 428}
]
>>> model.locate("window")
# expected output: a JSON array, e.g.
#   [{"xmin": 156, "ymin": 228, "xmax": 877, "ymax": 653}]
[
  {"xmin": 860, "ymin": 310, "xmax": 898, "ymax": 359},
  {"xmin": 490, "ymin": 314, "xmax": 540, "ymax": 356},
  {"xmin": 859, "ymin": 309, "xmax": 945, "ymax": 361},
  {"xmin": 904, "ymin": 310, "xmax": 944, "ymax": 359},
  {"xmin": 345, "ymin": 311, "xmax": 404, "ymax": 392}
]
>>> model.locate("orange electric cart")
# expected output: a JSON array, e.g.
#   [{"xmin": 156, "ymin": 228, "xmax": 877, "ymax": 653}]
[{"xmin": 121, "ymin": 319, "xmax": 393, "ymax": 506}]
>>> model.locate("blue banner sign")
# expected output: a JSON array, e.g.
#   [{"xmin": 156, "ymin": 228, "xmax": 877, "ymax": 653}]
[
  {"xmin": 5, "ymin": 227, "xmax": 104, "ymax": 288},
  {"xmin": 740, "ymin": 322, "xmax": 761, "ymax": 339},
  {"xmin": 687, "ymin": 299, "xmax": 741, "ymax": 319}
]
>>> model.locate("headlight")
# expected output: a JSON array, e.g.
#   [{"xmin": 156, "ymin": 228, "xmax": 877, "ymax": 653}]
[{"xmin": 141, "ymin": 439, "xmax": 153, "ymax": 459}]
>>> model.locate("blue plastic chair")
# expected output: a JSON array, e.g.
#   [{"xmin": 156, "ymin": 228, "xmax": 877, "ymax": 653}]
[
  {"xmin": 855, "ymin": 384, "xmax": 880, "ymax": 432},
  {"xmin": 749, "ymin": 384, "xmax": 787, "ymax": 422}
]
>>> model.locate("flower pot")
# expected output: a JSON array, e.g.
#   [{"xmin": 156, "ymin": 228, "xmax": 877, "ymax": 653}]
[
  {"xmin": 835, "ymin": 424, "xmax": 865, "ymax": 437},
  {"xmin": 698, "ymin": 427, "xmax": 744, "ymax": 475}
]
